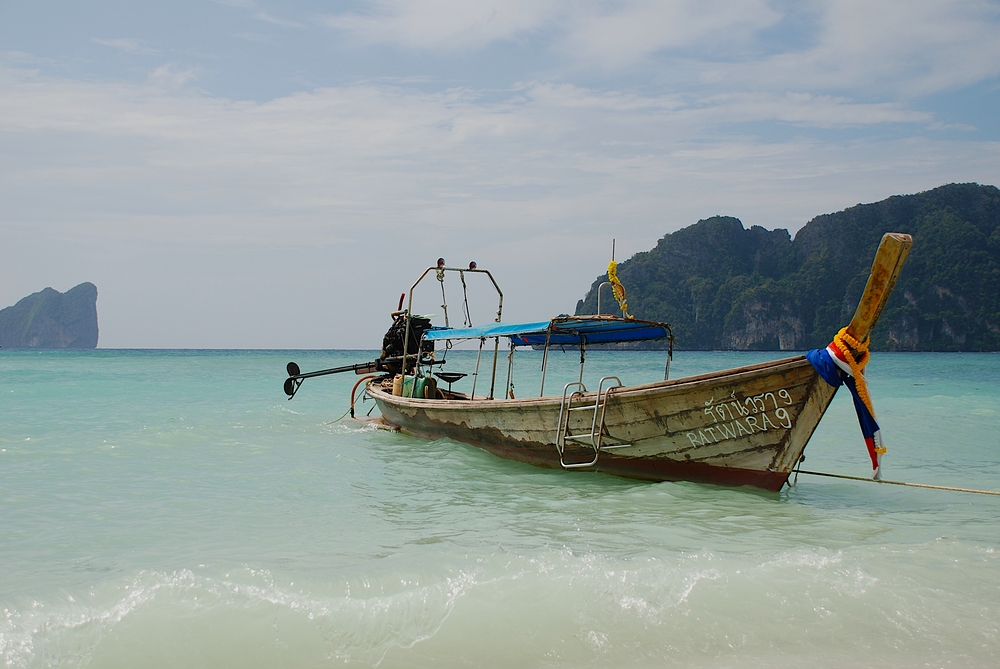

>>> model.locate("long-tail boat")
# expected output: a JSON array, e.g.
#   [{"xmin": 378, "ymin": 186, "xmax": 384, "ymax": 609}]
[{"xmin": 285, "ymin": 233, "xmax": 912, "ymax": 492}]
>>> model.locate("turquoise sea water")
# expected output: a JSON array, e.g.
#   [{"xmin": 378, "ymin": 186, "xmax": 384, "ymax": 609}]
[{"xmin": 2, "ymin": 349, "xmax": 999, "ymax": 668}]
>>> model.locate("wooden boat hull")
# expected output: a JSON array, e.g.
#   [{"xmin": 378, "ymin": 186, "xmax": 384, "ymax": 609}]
[
  {"xmin": 370, "ymin": 355, "xmax": 837, "ymax": 492},
  {"xmin": 358, "ymin": 232, "xmax": 912, "ymax": 492}
]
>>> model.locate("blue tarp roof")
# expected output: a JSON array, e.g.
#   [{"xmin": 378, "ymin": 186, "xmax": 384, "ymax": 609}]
[{"xmin": 422, "ymin": 316, "xmax": 671, "ymax": 346}]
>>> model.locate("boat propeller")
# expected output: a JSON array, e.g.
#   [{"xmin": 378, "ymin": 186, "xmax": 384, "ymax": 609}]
[
  {"xmin": 283, "ymin": 359, "xmax": 381, "ymax": 400},
  {"xmin": 283, "ymin": 355, "xmax": 448, "ymax": 399}
]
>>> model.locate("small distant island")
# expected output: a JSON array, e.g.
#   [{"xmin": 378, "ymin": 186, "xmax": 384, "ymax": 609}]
[
  {"xmin": 0, "ymin": 283, "xmax": 99, "ymax": 349},
  {"xmin": 576, "ymin": 183, "xmax": 1000, "ymax": 351}
]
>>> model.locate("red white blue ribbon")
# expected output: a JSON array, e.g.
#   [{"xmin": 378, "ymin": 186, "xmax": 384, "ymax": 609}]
[{"xmin": 806, "ymin": 346, "xmax": 884, "ymax": 479}]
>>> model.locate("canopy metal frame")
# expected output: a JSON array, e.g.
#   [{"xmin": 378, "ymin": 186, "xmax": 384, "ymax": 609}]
[
  {"xmin": 400, "ymin": 266, "xmax": 504, "ymax": 399},
  {"xmin": 402, "ymin": 268, "xmax": 674, "ymax": 401}
]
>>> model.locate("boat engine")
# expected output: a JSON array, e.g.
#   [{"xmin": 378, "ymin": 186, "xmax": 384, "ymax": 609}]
[{"xmin": 379, "ymin": 313, "xmax": 434, "ymax": 375}]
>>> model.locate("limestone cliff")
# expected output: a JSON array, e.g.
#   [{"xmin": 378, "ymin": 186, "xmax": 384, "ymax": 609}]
[
  {"xmin": 0, "ymin": 283, "xmax": 99, "ymax": 349},
  {"xmin": 576, "ymin": 183, "xmax": 1000, "ymax": 351}
]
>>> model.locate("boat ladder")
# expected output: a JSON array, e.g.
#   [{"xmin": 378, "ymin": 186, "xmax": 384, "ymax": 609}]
[{"xmin": 555, "ymin": 376, "xmax": 622, "ymax": 469}]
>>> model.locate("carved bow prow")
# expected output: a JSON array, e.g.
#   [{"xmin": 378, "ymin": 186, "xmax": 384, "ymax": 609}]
[{"xmin": 841, "ymin": 232, "xmax": 913, "ymax": 361}]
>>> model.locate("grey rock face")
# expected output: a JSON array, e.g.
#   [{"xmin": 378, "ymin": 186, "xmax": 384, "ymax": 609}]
[{"xmin": 0, "ymin": 283, "xmax": 99, "ymax": 348}]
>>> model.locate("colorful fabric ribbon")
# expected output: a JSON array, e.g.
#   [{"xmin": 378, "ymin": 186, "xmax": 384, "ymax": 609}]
[
  {"xmin": 806, "ymin": 337, "xmax": 885, "ymax": 480},
  {"xmin": 606, "ymin": 260, "xmax": 633, "ymax": 319}
]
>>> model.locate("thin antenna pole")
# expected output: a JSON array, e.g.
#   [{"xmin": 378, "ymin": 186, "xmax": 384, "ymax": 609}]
[{"xmin": 612, "ymin": 238, "xmax": 615, "ymax": 262}]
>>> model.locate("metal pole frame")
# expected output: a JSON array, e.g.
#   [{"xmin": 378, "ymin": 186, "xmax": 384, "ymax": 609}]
[
  {"xmin": 596, "ymin": 281, "xmax": 612, "ymax": 315},
  {"xmin": 489, "ymin": 336, "xmax": 500, "ymax": 400},
  {"xmin": 400, "ymin": 266, "xmax": 504, "ymax": 397},
  {"xmin": 505, "ymin": 341, "xmax": 515, "ymax": 399},
  {"xmin": 471, "ymin": 337, "xmax": 485, "ymax": 398},
  {"xmin": 539, "ymin": 323, "xmax": 553, "ymax": 397}
]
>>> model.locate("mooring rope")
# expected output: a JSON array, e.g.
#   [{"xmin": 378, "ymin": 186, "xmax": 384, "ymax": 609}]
[{"xmin": 795, "ymin": 469, "xmax": 1000, "ymax": 496}]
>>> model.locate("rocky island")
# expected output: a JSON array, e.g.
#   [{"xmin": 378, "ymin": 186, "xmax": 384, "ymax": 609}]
[
  {"xmin": 0, "ymin": 283, "xmax": 99, "ymax": 349},
  {"xmin": 577, "ymin": 183, "xmax": 1000, "ymax": 351}
]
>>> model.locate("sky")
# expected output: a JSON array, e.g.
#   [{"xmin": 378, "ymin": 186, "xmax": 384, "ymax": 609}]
[{"xmin": 1, "ymin": 0, "xmax": 998, "ymax": 348}]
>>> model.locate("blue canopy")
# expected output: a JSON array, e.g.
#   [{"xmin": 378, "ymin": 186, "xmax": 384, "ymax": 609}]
[{"xmin": 422, "ymin": 316, "xmax": 671, "ymax": 347}]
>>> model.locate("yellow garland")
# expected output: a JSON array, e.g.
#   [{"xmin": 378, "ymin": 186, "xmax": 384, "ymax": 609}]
[
  {"xmin": 607, "ymin": 260, "xmax": 632, "ymax": 319},
  {"xmin": 832, "ymin": 326, "xmax": 886, "ymax": 455}
]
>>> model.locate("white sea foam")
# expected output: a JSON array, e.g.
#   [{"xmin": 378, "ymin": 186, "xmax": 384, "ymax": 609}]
[
  {"xmin": 1, "ymin": 566, "xmax": 482, "ymax": 669},
  {"xmin": 4, "ymin": 541, "xmax": 1000, "ymax": 668}
]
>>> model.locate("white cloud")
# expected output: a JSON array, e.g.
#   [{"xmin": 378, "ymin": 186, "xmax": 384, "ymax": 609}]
[
  {"xmin": 520, "ymin": 83, "xmax": 684, "ymax": 113},
  {"xmin": 2, "ymin": 61, "xmax": 996, "ymax": 346},
  {"xmin": 147, "ymin": 64, "xmax": 202, "ymax": 89},
  {"xmin": 211, "ymin": 0, "xmax": 304, "ymax": 28},
  {"xmin": 558, "ymin": 0, "xmax": 780, "ymax": 68},
  {"xmin": 91, "ymin": 38, "xmax": 159, "ymax": 55},
  {"xmin": 2, "ymin": 1, "xmax": 998, "ymax": 347},
  {"xmin": 319, "ymin": 0, "xmax": 562, "ymax": 50},
  {"xmin": 253, "ymin": 11, "xmax": 304, "ymax": 28},
  {"xmin": 0, "ymin": 66, "xmax": 981, "ymax": 243},
  {"xmin": 235, "ymin": 32, "xmax": 274, "ymax": 43},
  {"xmin": 318, "ymin": 0, "xmax": 1000, "ymax": 96},
  {"xmin": 820, "ymin": 0, "xmax": 1000, "ymax": 94},
  {"xmin": 319, "ymin": 0, "xmax": 780, "ymax": 66},
  {"xmin": 709, "ymin": 0, "xmax": 1000, "ymax": 96},
  {"xmin": 690, "ymin": 92, "xmax": 935, "ymax": 127}
]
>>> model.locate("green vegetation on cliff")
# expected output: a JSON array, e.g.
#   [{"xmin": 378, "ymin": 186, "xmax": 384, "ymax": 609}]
[
  {"xmin": 576, "ymin": 183, "xmax": 1000, "ymax": 351},
  {"xmin": 0, "ymin": 283, "xmax": 99, "ymax": 349}
]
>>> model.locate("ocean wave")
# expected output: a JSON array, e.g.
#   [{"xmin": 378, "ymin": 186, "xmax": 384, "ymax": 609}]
[
  {"xmin": 0, "ymin": 566, "xmax": 474, "ymax": 668},
  {"xmin": 3, "ymin": 542, "xmax": 1000, "ymax": 668}
]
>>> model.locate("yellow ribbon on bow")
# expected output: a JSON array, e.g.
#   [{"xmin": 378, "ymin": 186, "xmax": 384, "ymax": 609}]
[{"xmin": 607, "ymin": 260, "xmax": 633, "ymax": 319}]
